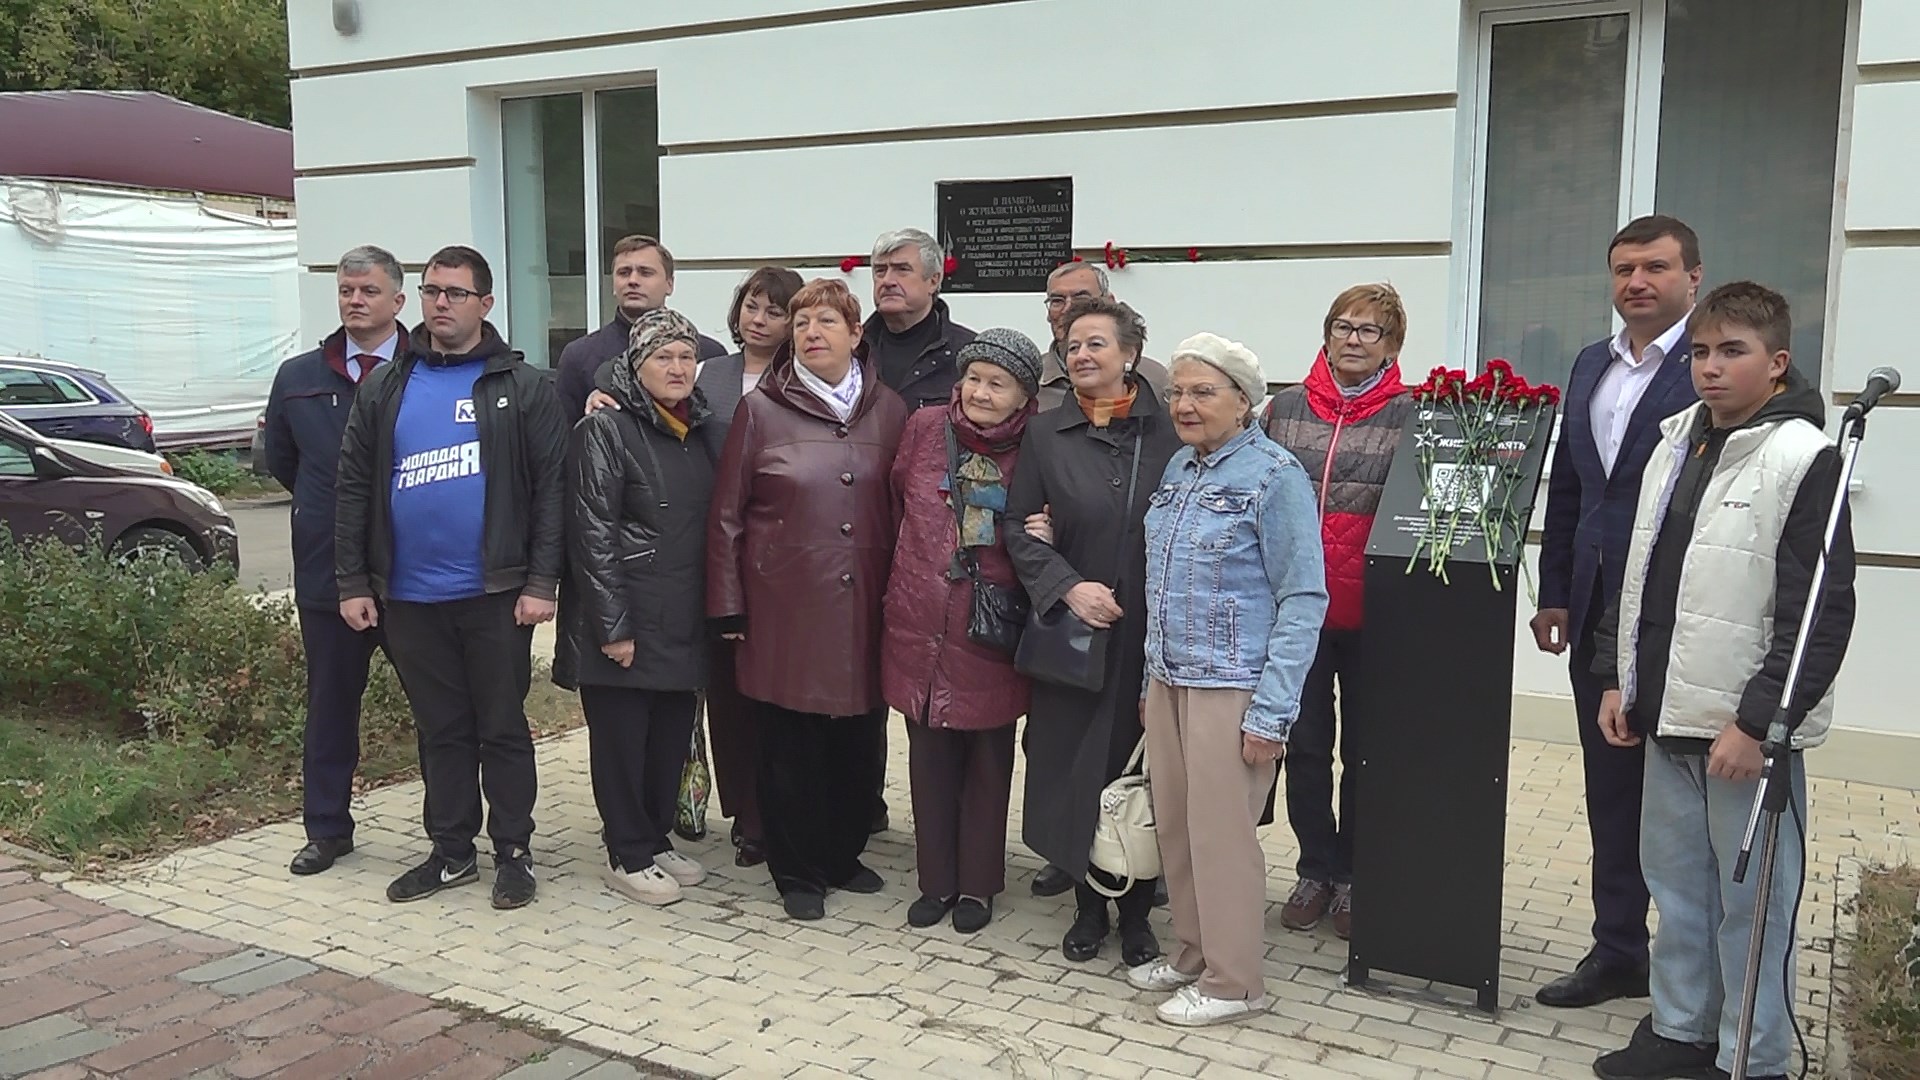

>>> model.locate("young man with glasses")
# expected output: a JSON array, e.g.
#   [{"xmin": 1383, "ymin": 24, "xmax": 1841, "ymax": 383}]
[
  {"xmin": 334, "ymin": 245, "xmax": 569, "ymax": 910},
  {"xmin": 1034, "ymin": 262, "xmax": 1167, "ymax": 412}
]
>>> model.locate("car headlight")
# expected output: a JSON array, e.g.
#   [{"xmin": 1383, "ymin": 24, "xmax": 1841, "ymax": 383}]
[{"xmin": 182, "ymin": 483, "xmax": 225, "ymax": 516}]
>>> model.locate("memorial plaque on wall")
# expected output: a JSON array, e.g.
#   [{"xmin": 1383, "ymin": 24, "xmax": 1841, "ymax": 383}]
[{"xmin": 936, "ymin": 177, "xmax": 1073, "ymax": 293}]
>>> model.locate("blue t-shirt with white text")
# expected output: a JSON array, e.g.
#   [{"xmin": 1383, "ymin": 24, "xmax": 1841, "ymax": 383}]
[{"xmin": 386, "ymin": 360, "xmax": 488, "ymax": 602}]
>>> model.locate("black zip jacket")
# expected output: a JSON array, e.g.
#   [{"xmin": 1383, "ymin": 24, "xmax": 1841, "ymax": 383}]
[
  {"xmin": 1593, "ymin": 366, "xmax": 1856, "ymax": 751},
  {"xmin": 857, "ymin": 297, "xmax": 975, "ymax": 411},
  {"xmin": 334, "ymin": 323, "xmax": 569, "ymax": 603},
  {"xmin": 557, "ymin": 357, "xmax": 716, "ymax": 691},
  {"xmin": 263, "ymin": 323, "xmax": 406, "ymax": 609}
]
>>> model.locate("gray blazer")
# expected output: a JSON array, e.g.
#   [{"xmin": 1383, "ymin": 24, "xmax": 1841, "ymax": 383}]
[{"xmin": 696, "ymin": 351, "xmax": 749, "ymax": 462}]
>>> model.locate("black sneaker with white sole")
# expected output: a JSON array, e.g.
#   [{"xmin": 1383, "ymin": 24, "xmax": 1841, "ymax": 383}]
[
  {"xmin": 386, "ymin": 853, "xmax": 478, "ymax": 903},
  {"xmin": 492, "ymin": 849, "xmax": 536, "ymax": 910}
]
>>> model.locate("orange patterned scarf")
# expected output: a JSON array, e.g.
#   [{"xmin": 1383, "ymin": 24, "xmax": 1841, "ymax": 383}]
[{"xmin": 1075, "ymin": 383, "xmax": 1138, "ymax": 428}]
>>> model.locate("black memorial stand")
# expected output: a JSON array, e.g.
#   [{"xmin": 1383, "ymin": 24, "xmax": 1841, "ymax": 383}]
[{"xmin": 1343, "ymin": 403, "xmax": 1554, "ymax": 1014}]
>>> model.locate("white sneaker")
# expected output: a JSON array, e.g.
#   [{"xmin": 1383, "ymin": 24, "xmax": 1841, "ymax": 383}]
[
  {"xmin": 603, "ymin": 863, "xmax": 681, "ymax": 905},
  {"xmin": 1155, "ymin": 985, "xmax": 1268, "ymax": 1027},
  {"xmin": 1128, "ymin": 960, "xmax": 1201, "ymax": 992},
  {"xmin": 655, "ymin": 850, "xmax": 707, "ymax": 887}
]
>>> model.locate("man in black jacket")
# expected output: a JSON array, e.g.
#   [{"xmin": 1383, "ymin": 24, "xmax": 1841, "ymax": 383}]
[
  {"xmin": 860, "ymin": 227, "xmax": 975, "ymax": 411},
  {"xmin": 263, "ymin": 244, "xmax": 409, "ymax": 877},
  {"xmin": 335, "ymin": 245, "xmax": 568, "ymax": 910},
  {"xmin": 554, "ymin": 235, "xmax": 727, "ymax": 419}
]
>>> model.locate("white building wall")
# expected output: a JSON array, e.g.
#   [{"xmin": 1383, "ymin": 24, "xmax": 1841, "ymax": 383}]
[{"xmin": 287, "ymin": 0, "xmax": 1920, "ymax": 781}]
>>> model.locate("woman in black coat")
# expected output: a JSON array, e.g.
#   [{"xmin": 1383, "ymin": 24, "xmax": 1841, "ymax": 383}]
[
  {"xmin": 1004, "ymin": 295, "xmax": 1182, "ymax": 966},
  {"xmin": 564, "ymin": 308, "xmax": 716, "ymax": 908}
]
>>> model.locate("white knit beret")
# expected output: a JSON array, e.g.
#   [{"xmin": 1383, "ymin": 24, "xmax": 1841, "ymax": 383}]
[{"xmin": 1169, "ymin": 332, "xmax": 1263, "ymax": 408}]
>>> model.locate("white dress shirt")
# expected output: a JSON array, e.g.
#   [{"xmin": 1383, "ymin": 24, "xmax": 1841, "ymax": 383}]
[
  {"xmin": 1590, "ymin": 313, "xmax": 1689, "ymax": 475},
  {"xmin": 344, "ymin": 329, "xmax": 400, "ymax": 382}
]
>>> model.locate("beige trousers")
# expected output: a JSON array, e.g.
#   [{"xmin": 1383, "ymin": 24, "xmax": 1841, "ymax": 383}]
[{"xmin": 1144, "ymin": 679, "xmax": 1276, "ymax": 1001}]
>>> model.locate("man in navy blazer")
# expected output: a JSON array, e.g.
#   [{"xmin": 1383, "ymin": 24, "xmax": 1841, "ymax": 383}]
[{"xmin": 1531, "ymin": 215, "xmax": 1703, "ymax": 1008}]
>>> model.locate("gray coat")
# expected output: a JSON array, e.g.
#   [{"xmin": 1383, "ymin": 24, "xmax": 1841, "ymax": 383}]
[
  {"xmin": 1003, "ymin": 382, "xmax": 1183, "ymax": 878},
  {"xmin": 695, "ymin": 351, "xmax": 751, "ymax": 464}
]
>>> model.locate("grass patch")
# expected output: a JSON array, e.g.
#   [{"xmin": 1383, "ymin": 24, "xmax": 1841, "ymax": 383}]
[
  {"xmin": 1839, "ymin": 863, "xmax": 1920, "ymax": 1079},
  {"xmin": 166, "ymin": 449, "xmax": 285, "ymax": 500},
  {"xmin": 0, "ymin": 533, "xmax": 580, "ymax": 866}
]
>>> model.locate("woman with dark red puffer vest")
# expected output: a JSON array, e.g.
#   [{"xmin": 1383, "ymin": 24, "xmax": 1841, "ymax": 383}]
[{"xmin": 1258, "ymin": 283, "xmax": 1414, "ymax": 942}]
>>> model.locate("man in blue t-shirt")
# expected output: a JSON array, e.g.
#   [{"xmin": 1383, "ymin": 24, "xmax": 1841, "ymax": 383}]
[{"xmin": 334, "ymin": 245, "xmax": 568, "ymax": 911}]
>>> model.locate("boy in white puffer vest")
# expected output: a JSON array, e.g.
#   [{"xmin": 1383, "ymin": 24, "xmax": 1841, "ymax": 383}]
[{"xmin": 1587, "ymin": 281, "xmax": 1856, "ymax": 1080}]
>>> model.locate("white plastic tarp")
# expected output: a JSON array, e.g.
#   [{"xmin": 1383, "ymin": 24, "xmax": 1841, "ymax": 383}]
[{"xmin": 0, "ymin": 179, "xmax": 298, "ymax": 445}]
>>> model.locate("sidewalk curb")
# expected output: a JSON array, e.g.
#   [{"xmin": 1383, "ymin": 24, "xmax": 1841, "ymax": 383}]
[{"xmin": 0, "ymin": 837, "xmax": 62, "ymax": 871}]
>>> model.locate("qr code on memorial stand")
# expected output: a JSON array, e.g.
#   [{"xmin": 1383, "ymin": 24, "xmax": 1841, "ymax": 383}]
[{"xmin": 1421, "ymin": 463, "xmax": 1495, "ymax": 514}]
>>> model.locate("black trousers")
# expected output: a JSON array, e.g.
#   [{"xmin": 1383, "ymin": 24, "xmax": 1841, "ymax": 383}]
[
  {"xmin": 298, "ymin": 606, "xmax": 389, "ymax": 842},
  {"xmin": 704, "ymin": 641, "xmax": 762, "ymax": 843},
  {"xmin": 1571, "ymin": 590, "xmax": 1651, "ymax": 969},
  {"xmin": 1284, "ymin": 629, "xmax": 1361, "ymax": 885},
  {"xmin": 907, "ymin": 720, "xmax": 1016, "ymax": 900},
  {"xmin": 579, "ymin": 685, "xmax": 697, "ymax": 872},
  {"xmin": 872, "ymin": 713, "xmax": 890, "ymax": 825},
  {"xmin": 1075, "ymin": 878, "xmax": 1157, "ymax": 921},
  {"xmin": 756, "ymin": 700, "xmax": 884, "ymax": 896},
  {"xmin": 385, "ymin": 592, "xmax": 537, "ymax": 863}
]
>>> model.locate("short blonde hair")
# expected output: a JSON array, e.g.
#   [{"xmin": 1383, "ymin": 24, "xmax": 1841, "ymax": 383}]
[
  {"xmin": 789, "ymin": 277, "xmax": 863, "ymax": 327},
  {"xmin": 1322, "ymin": 283, "xmax": 1407, "ymax": 351}
]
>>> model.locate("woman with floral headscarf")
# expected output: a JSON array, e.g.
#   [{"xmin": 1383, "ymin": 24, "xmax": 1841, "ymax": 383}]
[{"xmin": 563, "ymin": 307, "xmax": 717, "ymax": 907}]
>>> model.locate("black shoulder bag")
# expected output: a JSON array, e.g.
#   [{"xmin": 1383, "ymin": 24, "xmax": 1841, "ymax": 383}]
[
  {"xmin": 944, "ymin": 421, "xmax": 1030, "ymax": 656},
  {"xmin": 1014, "ymin": 428, "xmax": 1143, "ymax": 692}
]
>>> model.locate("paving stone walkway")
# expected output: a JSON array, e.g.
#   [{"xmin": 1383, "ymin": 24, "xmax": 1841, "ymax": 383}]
[
  {"xmin": 0, "ymin": 850, "xmax": 669, "ymax": 1079},
  {"xmin": 40, "ymin": 727, "xmax": 1920, "ymax": 1079}
]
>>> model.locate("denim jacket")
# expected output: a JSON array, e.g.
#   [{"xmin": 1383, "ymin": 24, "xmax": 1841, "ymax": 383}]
[{"xmin": 1143, "ymin": 423, "xmax": 1328, "ymax": 742}]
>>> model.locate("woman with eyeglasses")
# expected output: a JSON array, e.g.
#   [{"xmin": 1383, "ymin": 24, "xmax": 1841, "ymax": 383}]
[
  {"xmin": 707, "ymin": 278, "xmax": 909, "ymax": 922},
  {"xmin": 696, "ymin": 266, "xmax": 805, "ymax": 868},
  {"xmin": 1004, "ymin": 295, "xmax": 1182, "ymax": 968},
  {"xmin": 563, "ymin": 308, "xmax": 717, "ymax": 906},
  {"xmin": 1126, "ymin": 333, "xmax": 1326, "ymax": 1026},
  {"xmin": 1258, "ymin": 283, "xmax": 1414, "ymax": 941}
]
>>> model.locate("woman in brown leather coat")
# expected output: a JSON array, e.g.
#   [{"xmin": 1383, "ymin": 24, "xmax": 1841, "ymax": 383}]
[{"xmin": 706, "ymin": 278, "xmax": 910, "ymax": 921}]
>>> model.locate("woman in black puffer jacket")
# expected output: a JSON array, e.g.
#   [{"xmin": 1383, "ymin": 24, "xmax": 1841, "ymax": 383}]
[{"xmin": 562, "ymin": 307, "xmax": 716, "ymax": 907}]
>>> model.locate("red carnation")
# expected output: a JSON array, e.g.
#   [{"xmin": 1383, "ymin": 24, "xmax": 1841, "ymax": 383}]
[
  {"xmin": 839, "ymin": 256, "xmax": 863, "ymax": 273},
  {"xmin": 1485, "ymin": 358, "xmax": 1515, "ymax": 381},
  {"xmin": 1187, "ymin": 247, "xmax": 1202, "ymax": 262},
  {"xmin": 944, "ymin": 255, "xmax": 958, "ymax": 275}
]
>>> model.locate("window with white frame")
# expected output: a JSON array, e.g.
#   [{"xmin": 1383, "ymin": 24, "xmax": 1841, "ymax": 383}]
[
  {"xmin": 501, "ymin": 86, "xmax": 661, "ymax": 368},
  {"xmin": 1463, "ymin": 0, "xmax": 1848, "ymax": 388}
]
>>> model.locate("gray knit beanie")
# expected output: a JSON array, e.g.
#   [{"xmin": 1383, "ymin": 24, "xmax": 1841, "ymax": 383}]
[{"xmin": 956, "ymin": 328, "xmax": 1044, "ymax": 398}]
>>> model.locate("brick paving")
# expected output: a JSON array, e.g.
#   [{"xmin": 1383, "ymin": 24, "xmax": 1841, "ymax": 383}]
[
  {"xmin": 0, "ymin": 850, "xmax": 659, "ymax": 1078},
  {"xmin": 36, "ymin": 727, "xmax": 1920, "ymax": 1079}
]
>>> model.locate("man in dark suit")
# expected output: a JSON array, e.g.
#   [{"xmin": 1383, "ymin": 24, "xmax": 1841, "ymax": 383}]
[
  {"xmin": 1531, "ymin": 215, "xmax": 1704, "ymax": 1008},
  {"xmin": 554, "ymin": 236, "xmax": 727, "ymax": 420},
  {"xmin": 263, "ymin": 244, "xmax": 410, "ymax": 877}
]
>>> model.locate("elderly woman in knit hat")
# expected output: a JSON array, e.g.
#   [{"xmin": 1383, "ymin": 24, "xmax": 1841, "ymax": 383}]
[
  {"xmin": 562, "ymin": 307, "xmax": 717, "ymax": 907},
  {"xmin": 880, "ymin": 328, "xmax": 1043, "ymax": 934},
  {"xmin": 1127, "ymin": 332, "xmax": 1328, "ymax": 1026}
]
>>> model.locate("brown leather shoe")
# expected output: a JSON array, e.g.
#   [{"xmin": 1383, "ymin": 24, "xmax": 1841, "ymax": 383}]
[
  {"xmin": 1330, "ymin": 884, "xmax": 1352, "ymax": 940},
  {"xmin": 1279, "ymin": 878, "xmax": 1331, "ymax": 931}
]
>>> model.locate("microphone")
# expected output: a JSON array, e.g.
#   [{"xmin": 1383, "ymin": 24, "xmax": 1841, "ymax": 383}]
[{"xmin": 1843, "ymin": 367, "xmax": 1902, "ymax": 420}]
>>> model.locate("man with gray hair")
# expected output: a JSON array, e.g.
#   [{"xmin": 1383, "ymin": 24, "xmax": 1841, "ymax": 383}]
[
  {"xmin": 859, "ymin": 227, "xmax": 976, "ymax": 411},
  {"xmin": 263, "ymin": 244, "xmax": 411, "ymax": 877},
  {"xmin": 1035, "ymin": 261, "xmax": 1169, "ymax": 411}
]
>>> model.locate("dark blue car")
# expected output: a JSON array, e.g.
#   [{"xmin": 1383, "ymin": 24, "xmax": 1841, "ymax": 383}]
[{"xmin": 0, "ymin": 357, "xmax": 157, "ymax": 453}]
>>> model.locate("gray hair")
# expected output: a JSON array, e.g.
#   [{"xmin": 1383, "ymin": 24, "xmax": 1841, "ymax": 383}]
[
  {"xmin": 870, "ymin": 228, "xmax": 944, "ymax": 281},
  {"xmin": 1047, "ymin": 261, "xmax": 1110, "ymax": 295},
  {"xmin": 337, "ymin": 245, "xmax": 405, "ymax": 291}
]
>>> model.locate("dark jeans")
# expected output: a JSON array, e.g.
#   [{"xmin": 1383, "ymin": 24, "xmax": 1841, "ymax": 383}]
[
  {"xmin": 580, "ymin": 685, "xmax": 697, "ymax": 873},
  {"xmin": 384, "ymin": 592, "xmax": 537, "ymax": 864},
  {"xmin": 756, "ymin": 700, "xmax": 884, "ymax": 897},
  {"xmin": 704, "ymin": 641, "xmax": 762, "ymax": 844},
  {"xmin": 298, "ymin": 606, "xmax": 389, "ymax": 842},
  {"xmin": 1285, "ymin": 629, "xmax": 1361, "ymax": 885},
  {"xmin": 1571, "ymin": 595, "xmax": 1651, "ymax": 969},
  {"xmin": 907, "ymin": 720, "xmax": 1016, "ymax": 900}
]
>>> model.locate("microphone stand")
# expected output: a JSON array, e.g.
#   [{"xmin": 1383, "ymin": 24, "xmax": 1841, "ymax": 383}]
[{"xmin": 1727, "ymin": 409, "xmax": 1867, "ymax": 1080}]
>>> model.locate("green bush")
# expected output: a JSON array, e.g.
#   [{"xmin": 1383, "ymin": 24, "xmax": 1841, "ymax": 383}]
[
  {"xmin": 0, "ymin": 533, "xmax": 403, "ymax": 750},
  {"xmin": 165, "ymin": 450, "xmax": 249, "ymax": 495}
]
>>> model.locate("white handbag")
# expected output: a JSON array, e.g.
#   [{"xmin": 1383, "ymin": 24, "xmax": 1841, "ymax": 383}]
[{"xmin": 1087, "ymin": 735, "xmax": 1159, "ymax": 897}]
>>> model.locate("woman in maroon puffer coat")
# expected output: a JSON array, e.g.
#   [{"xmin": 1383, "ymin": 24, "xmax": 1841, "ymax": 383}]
[{"xmin": 881, "ymin": 328, "xmax": 1042, "ymax": 935}]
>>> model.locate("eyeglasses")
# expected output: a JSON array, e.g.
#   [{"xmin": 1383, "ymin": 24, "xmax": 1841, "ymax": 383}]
[
  {"xmin": 1329, "ymin": 319, "xmax": 1385, "ymax": 344},
  {"xmin": 420, "ymin": 285, "xmax": 483, "ymax": 304},
  {"xmin": 1045, "ymin": 291, "xmax": 1097, "ymax": 310},
  {"xmin": 1165, "ymin": 384, "xmax": 1230, "ymax": 404}
]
